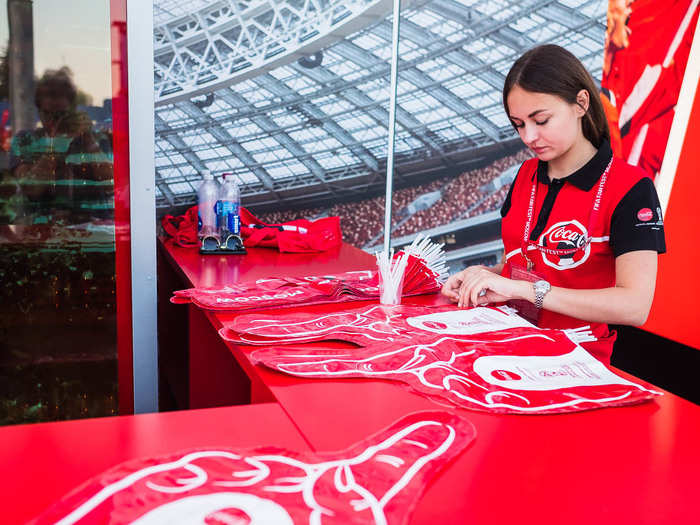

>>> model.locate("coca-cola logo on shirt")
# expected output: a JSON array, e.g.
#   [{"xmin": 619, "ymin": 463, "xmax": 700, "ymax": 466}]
[
  {"xmin": 539, "ymin": 219, "xmax": 591, "ymax": 270},
  {"xmin": 637, "ymin": 208, "xmax": 653, "ymax": 221}
]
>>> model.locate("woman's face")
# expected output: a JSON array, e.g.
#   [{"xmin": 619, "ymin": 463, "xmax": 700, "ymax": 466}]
[{"xmin": 506, "ymin": 85, "xmax": 586, "ymax": 162}]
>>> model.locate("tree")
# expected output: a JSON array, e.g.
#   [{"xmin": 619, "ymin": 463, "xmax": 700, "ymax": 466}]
[{"xmin": 0, "ymin": 45, "xmax": 9, "ymax": 101}]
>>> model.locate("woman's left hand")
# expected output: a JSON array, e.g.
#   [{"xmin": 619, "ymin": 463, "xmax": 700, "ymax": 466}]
[{"xmin": 457, "ymin": 266, "xmax": 525, "ymax": 308}]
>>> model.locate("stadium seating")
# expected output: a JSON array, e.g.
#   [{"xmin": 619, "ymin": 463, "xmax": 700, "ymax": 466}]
[{"xmin": 256, "ymin": 150, "xmax": 532, "ymax": 248}]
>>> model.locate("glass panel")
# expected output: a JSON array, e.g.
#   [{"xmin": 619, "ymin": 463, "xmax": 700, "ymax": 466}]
[{"xmin": 0, "ymin": 0, "xmax": 117, "ymax": 424}]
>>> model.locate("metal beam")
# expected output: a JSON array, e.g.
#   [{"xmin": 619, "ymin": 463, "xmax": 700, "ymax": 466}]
[{"xmin": 154, "ymin": 0, "xmax": 396, "ymax": 104}]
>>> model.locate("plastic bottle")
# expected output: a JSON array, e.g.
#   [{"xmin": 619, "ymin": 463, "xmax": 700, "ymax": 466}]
[
  {"xmin": 216, "ymin": 173, "xmax": 241, "ymax": 238},
  {"xmin": 197, "ymin": 170, "xmax": 219, "ymax": 240}
]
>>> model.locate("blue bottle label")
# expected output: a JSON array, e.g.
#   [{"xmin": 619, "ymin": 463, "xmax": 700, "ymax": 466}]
[
  {"xmin": 227, "ymin": 209, "xmax": 240, "ymax": 234},
  {"xmin": 215, "ymin": 200, "xmax": 239, "ymax": 234},
  {"xmin": 215, "ymin": 201, "xmax": 223, "ymax": 228}
]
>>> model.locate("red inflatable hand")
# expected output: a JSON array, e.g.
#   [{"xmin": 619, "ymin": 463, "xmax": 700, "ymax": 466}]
[
  {"xmin": 252, "ymin": 327, "xmax": 662, "ymax": 414},
  {"xmin": 30, "ymin": 411, "xmax": 475, "ymax": 525}
]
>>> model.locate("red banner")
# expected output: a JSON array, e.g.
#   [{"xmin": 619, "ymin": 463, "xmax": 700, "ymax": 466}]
[{"xmin": 602, "ymin": 0, "xmax": 699, "ymax": 178}]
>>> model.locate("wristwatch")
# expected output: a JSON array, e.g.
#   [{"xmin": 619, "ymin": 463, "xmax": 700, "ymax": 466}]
[{"xmin": 533, "ymin": 279, "xmax": 551, "ymax": 310}]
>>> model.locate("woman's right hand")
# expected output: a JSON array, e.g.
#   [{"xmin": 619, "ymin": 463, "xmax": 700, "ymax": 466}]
[{"xmin": 441, "ymin": 265, "xmax": 496, "ymax": 303}]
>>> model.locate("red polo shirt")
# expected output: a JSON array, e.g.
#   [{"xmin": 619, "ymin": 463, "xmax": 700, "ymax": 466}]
[{"xmin": 500, "ymin": 141, "xmax": 666, "ymax": 362}]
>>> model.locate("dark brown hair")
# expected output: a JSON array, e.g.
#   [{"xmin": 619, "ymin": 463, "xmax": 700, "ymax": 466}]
[
  {"xmin": 34, "ymin": 67, "xmax": 77, "ymax": 110},
  {"xmin": 502, "ymin": 44, "xmax": 609, "ymax": 147}
]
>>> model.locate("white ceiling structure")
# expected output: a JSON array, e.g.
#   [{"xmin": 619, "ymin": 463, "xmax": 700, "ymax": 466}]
[{"xmin": 152, "ymin": 0, "xmax": 607, "ymax": 211}]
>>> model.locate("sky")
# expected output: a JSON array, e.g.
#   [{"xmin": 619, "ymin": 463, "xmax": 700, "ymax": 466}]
[{"xmin": 0, "ymin": 0, "xmax": 112, "ymax": 105}]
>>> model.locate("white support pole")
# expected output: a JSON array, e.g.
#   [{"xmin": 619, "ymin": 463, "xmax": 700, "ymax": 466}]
[
  {"xmin": 127, "ymin": 0, "xmax": 158, "ymax": 413},
  {"xmin": 383, "ymin": 0, "xmax": 402, "ymax": 254}
]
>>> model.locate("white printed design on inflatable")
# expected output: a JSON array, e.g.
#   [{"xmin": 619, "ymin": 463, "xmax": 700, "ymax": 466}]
[
  {"xmin": 221, "ymin": 305, "xmax": 533, "ymax": 346},
  {"xmin": 31, "ymin": 412, "xmax": 475, "ymax": 525},
  {"xmin": 405, "ymin": 307, "xmax": 534, "ymax": 335},
  {"xmin": 472, "ymin": 347, "xmax": 640, "ymax": 391},
  {"xmin": 251, "ymin": 328, "xmax": 662, "ymax": 414}
]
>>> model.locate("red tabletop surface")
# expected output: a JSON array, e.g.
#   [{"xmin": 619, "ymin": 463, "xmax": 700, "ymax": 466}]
[
  {"xmin": 0, "ymin": 403, "xmax": 311, "ymax": 525},
  {"xmin": 160, "ymin": 239, "xmax": 700, "ymax": 524},
  {"xmin": 160, "ymin": 239, "xmax": 373, "ymax": 288},
  {"xmin": 249, "ymin": 362, "xmax": 700, "ymax": 524}
]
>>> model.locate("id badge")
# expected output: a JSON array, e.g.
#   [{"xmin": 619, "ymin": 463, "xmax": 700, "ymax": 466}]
[{"xmin": 507, "ymin": 262, "xmax": 546, "ymax": 325}]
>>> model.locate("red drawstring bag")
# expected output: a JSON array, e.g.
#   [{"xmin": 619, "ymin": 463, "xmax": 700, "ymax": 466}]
[
  {"xmin": 161, "ymin": 206, "xmax": 199, "ymax": 248},
  {"xmin": 239, "ymin": 207, "xmax": 341, "ymax": 253},
  {"xmin": 161, "ymin": 206, "xmax": 342, "ymax": 253}
]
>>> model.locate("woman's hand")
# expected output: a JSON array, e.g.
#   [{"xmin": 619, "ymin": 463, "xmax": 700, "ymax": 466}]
[
  {"xmin": 442, "ymin": 265, "xmax": 517, "ymax": 306},
  {"xmin": 442, "ymin": 251, "xmax": 660, "ymax": 325},
  {"xmin": 455, "ymin": 266, "xmax": 527, "ymax": 307},
  {"xmin": 442, "ymin": 265, "xmax": 486, "ymax": 302}
]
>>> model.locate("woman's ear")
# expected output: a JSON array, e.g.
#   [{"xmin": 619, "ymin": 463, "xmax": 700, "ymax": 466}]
[{"xmin": 575, "ymin": 89, "xmax": 590, "ymax": 115}]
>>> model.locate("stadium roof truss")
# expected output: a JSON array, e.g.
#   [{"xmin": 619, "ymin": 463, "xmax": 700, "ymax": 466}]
[{"xmin": 152, "ymin": 0, "xmax": 607, "ymax": 211}]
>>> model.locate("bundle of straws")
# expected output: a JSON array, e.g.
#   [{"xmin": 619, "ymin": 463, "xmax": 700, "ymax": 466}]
[
  {"xmin": 375, "ymin": 234, "xmax": 449, "ymax": 304},
  {"xmin": 402, "ymin": 234, "xmax": 449, "ymax": 283}
]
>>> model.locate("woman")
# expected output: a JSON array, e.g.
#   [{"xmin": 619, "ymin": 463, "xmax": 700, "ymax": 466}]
[
  {"xmin": 441, "ymin": 45, "xmax": 666, "ymax": 363},
  {"xmin": 8, "ymin": 67, "xmax": 112, "ymax": 225}
]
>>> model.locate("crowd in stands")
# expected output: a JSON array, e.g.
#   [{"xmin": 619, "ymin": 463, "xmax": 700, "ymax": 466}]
[
  {"xmin": 328, "ymin": 197, "xmax": 385, "ymax": 247},
  {"xmin": 255, "ymin": 206, "xmax": 325, "ymax": 225},
  {"xmin": 464, "ymin": 183, "xmax": 511, "ymax": 218},
  {"xmin": 391, "ymin": 149, "xmax": 531, "ymax": 238},
  {"xmin": 255, "ymin": 149, "xmax": 532, "ymax": 248}
]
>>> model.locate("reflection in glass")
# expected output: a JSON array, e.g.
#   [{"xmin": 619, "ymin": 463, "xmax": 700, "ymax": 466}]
[{"xmin": 0, "ymin": 0, "xmax": 117, "ymax": 425}]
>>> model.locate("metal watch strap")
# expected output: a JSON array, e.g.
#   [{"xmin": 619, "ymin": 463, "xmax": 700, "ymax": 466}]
[
  {"xmin": 534, "ymin": 280, "xmax": 550, "ymax": 310},
  {"xmin": 535, "ymin": 288, "xmax": 545, "ymax": 310}
]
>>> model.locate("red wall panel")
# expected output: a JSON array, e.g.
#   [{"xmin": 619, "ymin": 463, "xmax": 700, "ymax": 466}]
[
  {"xmin": 643, "ymin": 75, "xmax": 700, "ymax": 349},
  {"xmin": 110, "ymin": 0, "xmax": 133, "ymax": 413}
]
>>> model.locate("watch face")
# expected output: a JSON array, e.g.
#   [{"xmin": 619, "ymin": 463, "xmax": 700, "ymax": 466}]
[{"xmin": 534, "ymin": 280, "xmax": 550, "ymax": 292}]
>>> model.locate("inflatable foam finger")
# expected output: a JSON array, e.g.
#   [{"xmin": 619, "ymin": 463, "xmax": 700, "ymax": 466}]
[
  {"xmin": 222, "ymin": 304, "xmax": 535, "ymax": 346},
  {"xmin": 253, "ymin": 328, "xmax": 663, "ymax": 414},
  {"xmin": 30, "ymin": 411, "xmax": 475, "ymax": 525}
]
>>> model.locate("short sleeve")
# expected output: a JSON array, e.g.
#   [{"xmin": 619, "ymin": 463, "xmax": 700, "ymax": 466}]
[
  {"xmin": 499, "ymin": 179, "xmax": 515, "ymax": 218},
  {"xmin": 501, "ymin": 160, "xmax": 535, "ymax": 218},
  {"xmin": 610, "ymin": 177, "xmax": 666, "ymax": 257}
]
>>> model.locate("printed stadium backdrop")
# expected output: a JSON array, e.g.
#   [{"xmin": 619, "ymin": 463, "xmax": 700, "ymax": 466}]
[{"xmin": 151, "ymin": 1, "xmax": 699, "ymax": 349}]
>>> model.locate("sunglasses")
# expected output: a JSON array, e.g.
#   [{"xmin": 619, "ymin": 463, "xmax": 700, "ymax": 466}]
[{"xmin": 200, "ymin": 234, "xmax": 246, "ymax": 254}]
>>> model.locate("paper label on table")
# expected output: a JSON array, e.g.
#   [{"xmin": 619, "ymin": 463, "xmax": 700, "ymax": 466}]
[{"xmin": 30, "ymin": 411, "xmax": 475, "ymax": 525}]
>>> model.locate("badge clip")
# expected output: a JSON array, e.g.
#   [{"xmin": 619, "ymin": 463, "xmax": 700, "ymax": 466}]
[{"xmin": 525, "ymin": 255, "xmax": 534, "ymax": 271}]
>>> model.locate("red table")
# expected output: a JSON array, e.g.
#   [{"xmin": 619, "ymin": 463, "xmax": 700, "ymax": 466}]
[
  {"xmin": 1, "ymin": 403, "xmax": 311, "ymax": 524},
  {"xmin": 157, "ymin": 240, "xmax": 376, "ymax": 408},
  {"xmin": 159, "ymin": 238, "xmax": 700, "ymax": 524},
  {"xmin": 4, "ymin": 240, "xmax": 698, "ymax": 524}
]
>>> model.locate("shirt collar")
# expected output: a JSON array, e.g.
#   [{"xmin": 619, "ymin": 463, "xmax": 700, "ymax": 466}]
[{"xmin": 535, "ymin": 140, "xmax": 613, "ymax": 190}]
